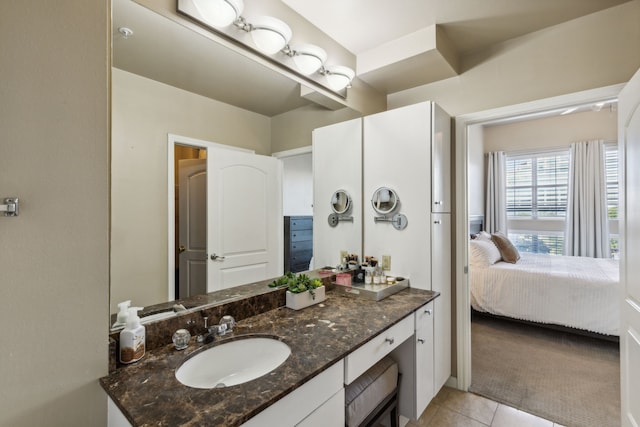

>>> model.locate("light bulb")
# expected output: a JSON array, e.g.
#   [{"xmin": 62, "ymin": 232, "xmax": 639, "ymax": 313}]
[
  {"xmin": 192, "ymin": 0, "xmax": 244, "ymax": 28},
  {"xmin": 292, "ymin": 44, "xmax": 327, "ymax": 75},
  {"xmin": 250, "ymin": 16, "xmax": 292, "ymax": 55},
  {"xmin": 325, "ymin": 65, "xmax": 355, "ymax": 91}
]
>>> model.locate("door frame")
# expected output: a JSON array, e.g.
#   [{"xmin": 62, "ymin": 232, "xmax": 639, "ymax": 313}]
[
  {"xmin": 454, "ymin": 83, "xmax": 624, "ymax": 390},
  {"xmin": 167, "ymin": 133, "xmax": 253, "ymax": 301}
]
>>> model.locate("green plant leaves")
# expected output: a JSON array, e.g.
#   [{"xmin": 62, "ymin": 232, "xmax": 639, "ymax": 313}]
[{"xmin": 269, "ymin": 272, "xmax": 322, "ymax": 296}]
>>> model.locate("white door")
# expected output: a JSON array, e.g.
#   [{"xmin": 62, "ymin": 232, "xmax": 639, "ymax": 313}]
[
  {"xmin": 207, "ymin": 148, "xmax": 283, "ymax": 291},
  {"xmin": 178, "ymin": 159, "xmax": 207, "ymax": 299},
  {"xmin": 620, "ymin": 67, "xmax": 640, "ymax": 427}
]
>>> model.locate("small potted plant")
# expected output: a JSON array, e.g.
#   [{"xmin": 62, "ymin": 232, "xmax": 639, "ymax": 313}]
[{"xmin": 269, "ymin": 272, "xmax": 325, "ymax": 310}]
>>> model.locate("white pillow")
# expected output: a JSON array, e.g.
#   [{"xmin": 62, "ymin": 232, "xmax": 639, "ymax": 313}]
[
  {"xmin": 475, "ymin": 231, "xmax": 492, "ymax": 242},
  {"xmin": 469, "ymin": 240, "xmax": 502, "ymax": 267}
]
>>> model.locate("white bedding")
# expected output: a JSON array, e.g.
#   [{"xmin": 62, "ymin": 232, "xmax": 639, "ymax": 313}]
[{"xmin": 470, "ymin": 252, "xmax": 620, "ymax": 336}]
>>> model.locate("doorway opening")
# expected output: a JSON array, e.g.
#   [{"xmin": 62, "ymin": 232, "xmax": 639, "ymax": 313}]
[
  {"xmin": 455, "ymin": 84, "xmax": 623, "ymax": 425},
  {"xmin": 455, "ymin": 83, "xmax": 624, "ymax": 390},
  {"xmin": 174, "ymin": 144, "xmax": 207, "ymax": 300}
]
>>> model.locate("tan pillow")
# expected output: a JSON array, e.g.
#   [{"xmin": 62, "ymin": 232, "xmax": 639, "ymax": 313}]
[{"xmin": 491, "ymin": 232, "xmax": 520, "ymax": 263}]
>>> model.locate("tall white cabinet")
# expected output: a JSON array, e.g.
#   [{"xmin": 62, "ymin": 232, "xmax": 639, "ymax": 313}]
[
  {"xmin": 312, "ymin": 118, "xmax": 363, "ymax": 268},
  {"xmin": 363, "ymin": 101, "xmax": 451, "ymax": 412},
  {"xmin": 313, "ymin": 101, "xmax": 452, "ymax": 419}
]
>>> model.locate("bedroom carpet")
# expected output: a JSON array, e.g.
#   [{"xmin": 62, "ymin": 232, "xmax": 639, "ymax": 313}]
[{"xmin": 469, "ymin": 315, "xmax": 620, "ymax": 427}]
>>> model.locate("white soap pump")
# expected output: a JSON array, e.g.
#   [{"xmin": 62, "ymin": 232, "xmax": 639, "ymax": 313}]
[
  {"xmin": 119, "ymin": 307, "xmax": 145, "ymax": 364},
  {"xmin": 111, "ymin": 300, "xmax": 131, "ymax": 329}
]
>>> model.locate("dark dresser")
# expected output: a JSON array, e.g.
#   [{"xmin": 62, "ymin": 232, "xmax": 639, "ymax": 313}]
[{"xmin": 284, "ymin": 216, "xmax": 313, "ymax": 273}]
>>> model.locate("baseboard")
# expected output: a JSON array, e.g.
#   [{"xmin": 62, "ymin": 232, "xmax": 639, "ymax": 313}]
[{"xmin": 445, "ymin": 376, "xmax": 458, "ymax": 389}]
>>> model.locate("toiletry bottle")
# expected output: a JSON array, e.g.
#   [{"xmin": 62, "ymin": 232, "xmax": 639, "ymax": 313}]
[
  {"xmin": 119, "ymin": 307, "xmax": 145, "ymax": 364},
  {"xmin": 111, "ymin": 300, "xmax": 131, "ymax": 329}
]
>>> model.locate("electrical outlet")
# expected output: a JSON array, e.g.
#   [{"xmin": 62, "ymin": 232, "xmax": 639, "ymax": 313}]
[{"xmin": 381, "ymin": 255, "xmax": 391, "ymax": 271}]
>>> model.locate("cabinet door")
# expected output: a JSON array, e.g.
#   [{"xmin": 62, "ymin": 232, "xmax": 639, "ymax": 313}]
[
  {"xmin": 431, "ymin": 213, "xmax": 451, "ymax": 392},
  {"xmin": 416, "ymin": 301, "xmax": 435, "ymax": 417},
  {"xmin": 296, "ymin": 389, "xmax": 344, "ymax": 427},
  {"xmin": 431, "ymin": 103, "xmax": 451, "ymax": 213}
]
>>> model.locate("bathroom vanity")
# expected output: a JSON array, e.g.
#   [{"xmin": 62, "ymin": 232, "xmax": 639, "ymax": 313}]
[{"xmin": 101, "ymin": 283, "xmax": 438, "ymax": 426}]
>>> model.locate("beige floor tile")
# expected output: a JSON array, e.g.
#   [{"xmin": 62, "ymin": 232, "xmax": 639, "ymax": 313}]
[
  {"xmin": 425, "ymin": 406, "xmax": 490, "ymax": 427},
  {"xmin": 431, "ymin": 386, "xmax": 453, "ymax": 406},
  {"xmin": 408, "ymin": 400, "xmax": 440, "ymax": 426},
  {"xmin": 439, "ymin": 388, "xmax": 498, "ymax": 425},
  {"xmin": 492, "ymin": 404, "xmax": 554, "ymax": 427}
]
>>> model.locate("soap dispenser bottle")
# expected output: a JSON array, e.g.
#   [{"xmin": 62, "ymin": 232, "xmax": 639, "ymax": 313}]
[{"xmin": 119, "ymin": 307, "xmax": 145, "ymax": 364}]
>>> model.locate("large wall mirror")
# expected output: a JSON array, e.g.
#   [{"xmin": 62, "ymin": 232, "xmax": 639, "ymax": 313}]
[{"xmin": 110, "ymin": 0, "xmax": 365, "ymax": 319}]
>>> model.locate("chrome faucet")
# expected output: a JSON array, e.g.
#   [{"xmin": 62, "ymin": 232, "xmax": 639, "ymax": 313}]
[{"xmin": 196, "ymin": 315, "xmax": 235, "ymax": 344}]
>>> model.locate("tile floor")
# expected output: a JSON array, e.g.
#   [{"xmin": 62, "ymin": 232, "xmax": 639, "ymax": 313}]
[{"xmin": 405, "ymin": 387, "xmax": 566, "ymax": 427}]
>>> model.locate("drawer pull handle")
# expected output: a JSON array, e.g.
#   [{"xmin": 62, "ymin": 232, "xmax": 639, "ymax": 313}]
[
  {"xmin": 418, "ymin": 338, "xmax": 426, "ymax": 344},
  {"xmin": 424, "ymin": 309, "xmax": 433, "ymax": 315},
  {"xmin": 385, "ymin": 337, "xmax": 395, "ymax": 345}
]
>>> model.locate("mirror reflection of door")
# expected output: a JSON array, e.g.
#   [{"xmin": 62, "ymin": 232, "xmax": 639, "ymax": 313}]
[
  {"xmin": 171, "ymin": 137, "xmax": 283, "ymax": 299},
  {"xmin": 208, "ymin": 148, "xmax": 282, "ymax": 291},
  {"xmin": 177, "ymin": 156, "xmax": 207, "ymax": 299}
]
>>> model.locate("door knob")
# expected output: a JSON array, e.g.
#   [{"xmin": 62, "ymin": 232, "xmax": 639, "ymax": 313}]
[
  {"xmin": 418, "ymin": 338, "xmax": 426, "ymax": 344},
  {"xmin": 210, "ymin": 253, "xmax": 226, "ymax": 261},
  {"xmin": 178, "ymin": 245, "xmax": 186, "ymax": 253}
]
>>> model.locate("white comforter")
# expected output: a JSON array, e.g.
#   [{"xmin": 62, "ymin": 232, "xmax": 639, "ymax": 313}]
[{"xmin": 470, "ymin": 252, "xmax": 620, "ymax": 336}]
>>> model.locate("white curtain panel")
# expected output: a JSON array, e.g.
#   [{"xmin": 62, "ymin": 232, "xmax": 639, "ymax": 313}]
[
  {"xmin": 564, "ymin": 140, "xmax": 610, "ymax": 258},
  {"xmin": 485, "ymin": 151, "xmax": 507, "ymax": 234}
]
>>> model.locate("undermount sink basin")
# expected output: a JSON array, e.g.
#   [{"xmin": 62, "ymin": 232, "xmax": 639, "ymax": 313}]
[{"xmin": 175, "ymin": 337, "xmax": 291, "ymax": 389}]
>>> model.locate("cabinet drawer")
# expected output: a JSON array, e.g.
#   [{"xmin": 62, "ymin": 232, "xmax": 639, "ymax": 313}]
[
  {"xmin": 290, "ymin": 240, "xmax": 313, "ymax": 251},
  {"xmin": 290, "ymin": 218, "xmax": 313, "ymax": 230},
  {"xmin": 344, "ymin": 315, "xmax": 413, "ymax": 384},
  {"xmin": 291, "ymin": 249, "xmax": 312, "ymax": 262},
  {"xmin": 291, "ymin": 229, "xmax": 312, "ymax": 242},
  {"xmin": 415, "ymin": 302, "xmax": 434, "ymax": 331}
]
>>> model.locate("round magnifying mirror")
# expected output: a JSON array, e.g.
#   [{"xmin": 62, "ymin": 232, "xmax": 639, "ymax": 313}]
[
  {"xmin": 330, "ymin": 190, "xmax": 352, "ymax": 215},
  {"xmin": 371, "ymin": 187, "xmax": 398, "ymax": 215}
]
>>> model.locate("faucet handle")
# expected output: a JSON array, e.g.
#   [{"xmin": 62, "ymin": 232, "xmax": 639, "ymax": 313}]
[{"xmin": 220, "ymin": 315, "xmax": 235, "ymax": 332}]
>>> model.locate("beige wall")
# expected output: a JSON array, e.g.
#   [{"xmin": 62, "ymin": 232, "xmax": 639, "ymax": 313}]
[
  {"xmin": 0, "ymin": 1, "xmax": 110, "ymax": 426},
  {"xmin": 467, "ymin": 125, "xmax": 486, "ymax": 218},
  {"xmin": 271, "ymin": 104, "xmax": 363, "ymax": 152},
  {"xmin": 483, "ymin": 108, "xmax": 618, "ymax": 153},
  {"xmin": 111, "ymin": 68, "xmax": 271, "ymax": 313},
  {"xmin": 388, "ymin": 1, "xmax": 640, "ymax": 117}
]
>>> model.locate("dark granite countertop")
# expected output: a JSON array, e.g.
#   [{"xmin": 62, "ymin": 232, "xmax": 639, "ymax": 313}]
[{"xmin": 100, "ymin": 287, "xmax": 438, "ymax": 427}]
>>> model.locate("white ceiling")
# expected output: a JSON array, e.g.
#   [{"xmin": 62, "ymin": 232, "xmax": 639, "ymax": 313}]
[
  {"xmin": 282, "ymin": 0, "xmax": 629, "ymax": 55},
  {"xmin": 113, "ymin": 0, "xmax": 630, "ymax": 116}
]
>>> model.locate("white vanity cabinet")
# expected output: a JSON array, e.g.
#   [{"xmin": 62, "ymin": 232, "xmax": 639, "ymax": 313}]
[
  {"xmin": 241, "ymin": 360, "xmax": 344, "ymax": 427},
  {"xmin": 415, "ymin": 301, "xmax": 436, "ymax": 416},
  {"xmin": 392, "ymin": 301, "xmax": 435, "ymax": 420}
]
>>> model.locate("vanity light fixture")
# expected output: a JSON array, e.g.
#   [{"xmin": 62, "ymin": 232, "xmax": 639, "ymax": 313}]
[
  {"xmin": 178, "ymin": 0, "xmax": 356, "ymax": 96},
  {"xmin": 287, "ymin": 44, "xmax": 327, "ymax": 75},
  {"xmin": 248, "ymin": 16, "xmax": 292, "ymax": 55},
  {"xmin": 322, "ymin": 65, "xmax": 355, "ymax": 91},
  {"xmin": 192, "ymin": 0, "xmax": 244, "ymax": 28}
]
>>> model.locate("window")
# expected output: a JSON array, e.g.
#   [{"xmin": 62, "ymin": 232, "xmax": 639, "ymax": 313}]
[
  {"xmin": 505, "ymin": 150, "xmax": 569, "ymax": 255},
  {"xmin": 605, "ymin": 143, "xmax": 619, "ymax": 257},
  {"xmin": 505, "ymin": 151, "xmax": 570, "ymax": 219},
  {"xmin": 504, "ymin": 145, "xmax": 619, "ymax": 257}
]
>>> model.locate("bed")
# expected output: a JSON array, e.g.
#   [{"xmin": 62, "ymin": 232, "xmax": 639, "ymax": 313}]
[{"xmin": 469, "ymin": 238, "xmax": 620, "ymax": 337}]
